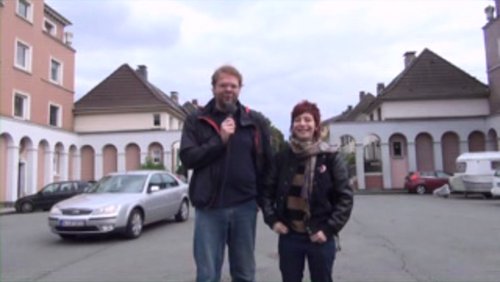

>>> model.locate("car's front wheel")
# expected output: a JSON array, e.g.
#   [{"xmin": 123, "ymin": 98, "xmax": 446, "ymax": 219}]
[
  {"xmin": 124, "ymin": 209, "xmax": 143, "ymax": 239},
  {"xmin": 416, "ymin": 185, "xmax": 427, "ymax": 195},
  {"xmin": 175, "ymin": 200, "xmax": 189, "ymax": 222},
  {"xmin": 20, "ymin": 201, "xmax": 34, "ymax": 213}
]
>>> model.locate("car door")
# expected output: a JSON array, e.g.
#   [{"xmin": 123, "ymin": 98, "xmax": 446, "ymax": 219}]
[
  {"xmin": 161, "ymin": 173, "xmax": 182, "ymax": 217},
  {"xmin": 36, "ymin": 183, "xmax": 61, "ymax": 210},
  {"xmin": 144, "ymin": 173, "xmax": 167, "ymax": 223}
]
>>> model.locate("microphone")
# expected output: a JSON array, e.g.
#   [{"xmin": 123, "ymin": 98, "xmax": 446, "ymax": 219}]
[{"xmin": 224, "ymin": 102, "xmax": 237, "ymax": 117}]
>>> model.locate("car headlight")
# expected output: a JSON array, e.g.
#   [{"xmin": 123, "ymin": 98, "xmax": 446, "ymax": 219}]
[
  {"xmin": 92, "ymin": 205, "xmax": 120, "ymax": 215},
  {"xmin": 50, "ymin": 205, "xmax": 62, "ymax": 215}
]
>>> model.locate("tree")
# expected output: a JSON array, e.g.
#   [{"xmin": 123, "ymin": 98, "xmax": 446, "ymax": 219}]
[{"xmin": 254, "ymin": 110, "xmax": 286, "ymax": 153}]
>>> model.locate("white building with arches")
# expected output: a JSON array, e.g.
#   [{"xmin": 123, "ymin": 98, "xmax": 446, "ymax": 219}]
[{"xmin": 324, "ymin": 2, "xmax": 500, "ymax": 189}]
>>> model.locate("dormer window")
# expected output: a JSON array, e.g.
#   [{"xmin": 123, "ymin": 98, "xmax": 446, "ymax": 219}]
[{"xmin": 44, "ymin": 18, "xmax": 57, "ymax": 36}]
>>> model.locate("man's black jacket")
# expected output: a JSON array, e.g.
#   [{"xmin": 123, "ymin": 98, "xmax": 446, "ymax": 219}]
[
  {"xmin": 260, "ymin": 146, "xmax": 354, "ymax": 238},
  {"xmin": 179, "ymin": 99, "xmax": 273, "ymax": 209}
]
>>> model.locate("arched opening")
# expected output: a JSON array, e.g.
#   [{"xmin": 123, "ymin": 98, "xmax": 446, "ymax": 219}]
[
  {"xmin": 103, "ymin": 144, "xmax": 118, "ymax": 175},
  {"xmin": 81, "ymin": 145, "xmax": 95, "ymax": 181},
  {"xmin": 339, "ymin": 134, "xmax": 357, "ymax": 189},
  {"xmin": 389, "ymin": 133, "xmax": 408, "ymax": 189},
  {"xmin": 19, "ymin": 137, "xmax": 34, "ymax": 197},
  {"xmin": 125, "ymin": 143, "xmax": 141, "ymax": 171},
  {"xmin": 441, "ymin": 132, "xmax": 460, "ymax": 174},
  {"xmin": 468, "ymin": 131, "xmax": 486, "ymax": 152},
  {"xmin": 363, "ymin": 134, "xmax": 383, "ymax": 189},
  {"xmin": 415, "ymin": 133, "xmax": 434, "ymax": 171}
]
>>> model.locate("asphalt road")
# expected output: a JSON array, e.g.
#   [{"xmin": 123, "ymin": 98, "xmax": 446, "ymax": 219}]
[{"xmin": 1, "ymin": 194, "xmax": 500, "ymax": 282}]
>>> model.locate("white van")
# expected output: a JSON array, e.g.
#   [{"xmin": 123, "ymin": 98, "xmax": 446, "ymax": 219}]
[{"xmin": 449, "ymin": 151, "xmax": 500, "ymax": 197}]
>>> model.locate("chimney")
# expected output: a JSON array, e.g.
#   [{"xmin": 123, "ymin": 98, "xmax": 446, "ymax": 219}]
[
  {"xmin": 191, "ymin": 99, "xmax": 198, "ymax": 107},
  {"xmin": 404, "ymin": 51, "xmax": 416, "ymax": 68},
  {"xmin": 136, "ymin": 65, "xmax": 148, "ymax": 80},
  {"xmin": 485, "ymin": 5, "xmax": 495, "ymax": 21},
  {"xmin": 376, "ymin": 83, "xmax": 385, "ymax": 95},
  {"xmin": 359, "ymin": 91, "xmax": 365, "ymax": 101},
  {"xmin": 170, "ymin": 91, "xmax": 179, "ymax": 104}
]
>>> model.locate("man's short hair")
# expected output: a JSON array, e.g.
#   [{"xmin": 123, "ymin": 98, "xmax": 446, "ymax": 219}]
[{"xmin": 211, "ymin": 65, "xmax": 243, "ymax": 87}]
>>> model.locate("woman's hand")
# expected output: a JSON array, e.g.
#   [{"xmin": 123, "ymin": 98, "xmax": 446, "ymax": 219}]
[
  {"xmin": 272, "ymin": 221, "xmax": 289, "ymax": 234},
  {"xmin": 310, "ymin": 230, "xmax": 327, "ymax": 243}
]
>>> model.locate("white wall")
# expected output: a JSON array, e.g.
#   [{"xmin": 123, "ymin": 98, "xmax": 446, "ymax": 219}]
[
  {"xmin": 75, "ymin": 112, "xmax": 182, "ymax": 132},
  {"xmin": 381, "ymin": 99, "xmax": 490, "ymax": 120}
]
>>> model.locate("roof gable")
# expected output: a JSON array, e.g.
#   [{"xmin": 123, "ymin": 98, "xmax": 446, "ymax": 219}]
[
  {"xmin": 75, "ymin": 64, "xmax": 185, "ymax": 118},
  {"xmin": 380, "ymin": 48, "xmax": 489, "ymax": 100}
]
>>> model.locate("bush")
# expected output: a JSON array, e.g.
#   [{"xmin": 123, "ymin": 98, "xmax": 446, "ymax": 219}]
[{"xmin": 140, "ymin": 157, "xmax": 165, "ymax": 170}]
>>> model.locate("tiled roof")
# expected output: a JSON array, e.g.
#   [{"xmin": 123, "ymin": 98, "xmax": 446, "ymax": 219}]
[
  {"xmin": 74, "ymin": 64, "xmax": 186, "ymax": 118},
  {"xmin": 380, "ymin": 48, "xmax": 489, "ymax": 101},
  {"xmin": 323, "ymin": 93, "xmax": 376, "ymax": 123}
]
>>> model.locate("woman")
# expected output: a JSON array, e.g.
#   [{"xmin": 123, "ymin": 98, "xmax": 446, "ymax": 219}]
[{"xmin": 260, "ymin": 100, "xmax": 353, "ymax": 282}]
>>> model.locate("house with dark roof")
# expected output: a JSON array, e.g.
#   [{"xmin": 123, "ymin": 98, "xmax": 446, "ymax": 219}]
[
  {"xmin": 323, "ymin": 4, "xmax": 500, "ymax": 190},
  {"xmin": 73, "ymin": 64, "xmax": 187, "ymax": 181}
]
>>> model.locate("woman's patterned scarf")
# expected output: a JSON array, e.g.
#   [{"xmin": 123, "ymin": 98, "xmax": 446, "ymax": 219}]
[{"xmin": 289, "ymin": 137, "xmax": 336, "ymax": 201}]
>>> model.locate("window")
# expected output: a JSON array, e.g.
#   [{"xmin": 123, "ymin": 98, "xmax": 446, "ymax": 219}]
[
  {"xmin": 392, "ymin": 141, "xmax": 402, "ymax": 157},
  {"xmin": 161, "ymin": 173, "xmax": 179, "ymax": 188},
  {"xmin": 15, "ymin": 40, "xmax": 32, "ymax": 71},
  {"xmin": 152, "ymin": 150, "xmax": 161, "ymax": 164},
  {"xmin": 377, "ymin": 108, "xmax": 382, "ymax": 120},
  {"xmin": 16, "ymin": 0, "xmax": 33, "ymax": 21},
  {"xmin": 149, "ymin": 174, "xmax": 164, "ymax": 190},
  {"xmin": 49, "ymin": 104, "xmax": 61, "ymax": 127},
  {"xmin": 492, "ymin": 161, "xmax": 500, "ymax": 170},
  {"xmin": 44, "ymin": 18, "xmax": 57, "ymax": 36},
  {"xmin": 153, "ymin": 114, "xmax": 161, "ymax": 126},
  {"xmin": 50, "ymin": 58, "xmax": 63, "ymax": 84},
  {"xmin": 456, "ymin": 162, "xmax": 466, "ymax": 173},
  {"xmin": 13, "ymin": 93, "xmax": 29, "ymax": 119}
]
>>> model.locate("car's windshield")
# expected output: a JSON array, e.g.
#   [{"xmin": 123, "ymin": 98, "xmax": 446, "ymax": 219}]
[{"xmin": 88, "ymin": 175, "xmax": 147, "ymax": 194}]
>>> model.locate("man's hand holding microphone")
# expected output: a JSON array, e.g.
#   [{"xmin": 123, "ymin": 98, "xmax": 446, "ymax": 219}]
[{"xmin": 220, "ymin": 103, "xmax": 237, "ymax": 144}]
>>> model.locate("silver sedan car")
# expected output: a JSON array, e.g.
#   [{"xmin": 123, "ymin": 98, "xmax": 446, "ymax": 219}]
[{"xmin": 48, "ymin": 170, "xmax": 189, "ymax": 240}]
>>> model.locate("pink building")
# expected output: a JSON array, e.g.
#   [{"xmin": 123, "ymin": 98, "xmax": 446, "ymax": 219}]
[{"xmin": 0, "ymin": 0, "xmax": 78, "ymax": 203}]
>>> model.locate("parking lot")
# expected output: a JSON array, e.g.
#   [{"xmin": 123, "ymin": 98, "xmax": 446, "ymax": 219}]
[{"xmin": 1, "ymin": 194, "xmax": 500, "ymax": 282}]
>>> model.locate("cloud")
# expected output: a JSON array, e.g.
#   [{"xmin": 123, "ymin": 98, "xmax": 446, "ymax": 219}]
[{"xmin": 46, "ymin": 0, "xmax": 491, "ymax": 135}]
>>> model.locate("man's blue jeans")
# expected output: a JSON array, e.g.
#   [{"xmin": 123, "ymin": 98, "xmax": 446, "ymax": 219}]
[
  {"xmin": 278, "ymin": 232, "xmax": 336, "ymax": 282},
  {"xmin": 194, "ymin": 200, "xmax": 257, "ymax": 282}
]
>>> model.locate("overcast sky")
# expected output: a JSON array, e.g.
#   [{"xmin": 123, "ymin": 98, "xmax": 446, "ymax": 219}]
[{"xmin": 46, "ymin": 0, "xmax": 493, "ymax": 136}]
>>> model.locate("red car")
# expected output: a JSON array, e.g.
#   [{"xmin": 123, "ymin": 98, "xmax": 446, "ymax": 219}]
[{"xmin": 405, "ymin": 171, "xmax": 451, "ymax": 194}]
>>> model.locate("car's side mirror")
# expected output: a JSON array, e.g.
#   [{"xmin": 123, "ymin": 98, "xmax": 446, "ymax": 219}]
[{"xmin": 149, "ymin": 185, "xmax": 160, "ymax": 193}]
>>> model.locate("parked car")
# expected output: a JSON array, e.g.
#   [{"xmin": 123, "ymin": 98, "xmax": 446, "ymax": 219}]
[
  {"xmin": 15, "ymin": 181, "xmax": 94, "ymax": 213},
  {"xmin": 405, "ymin": 171, "xmax": 451, "ymax": 195},
  {"xmin": 48, "ymin": 170, "xmax": 189, "ymax": 240},
  {"xmin": 491, "ymin": 170, "xmax": 500, "ymax": 197}
]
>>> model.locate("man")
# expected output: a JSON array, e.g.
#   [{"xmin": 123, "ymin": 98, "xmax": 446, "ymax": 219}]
[{"xmin": 180, "ymin": 65, "xmax": 273, "ymax": 282}]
